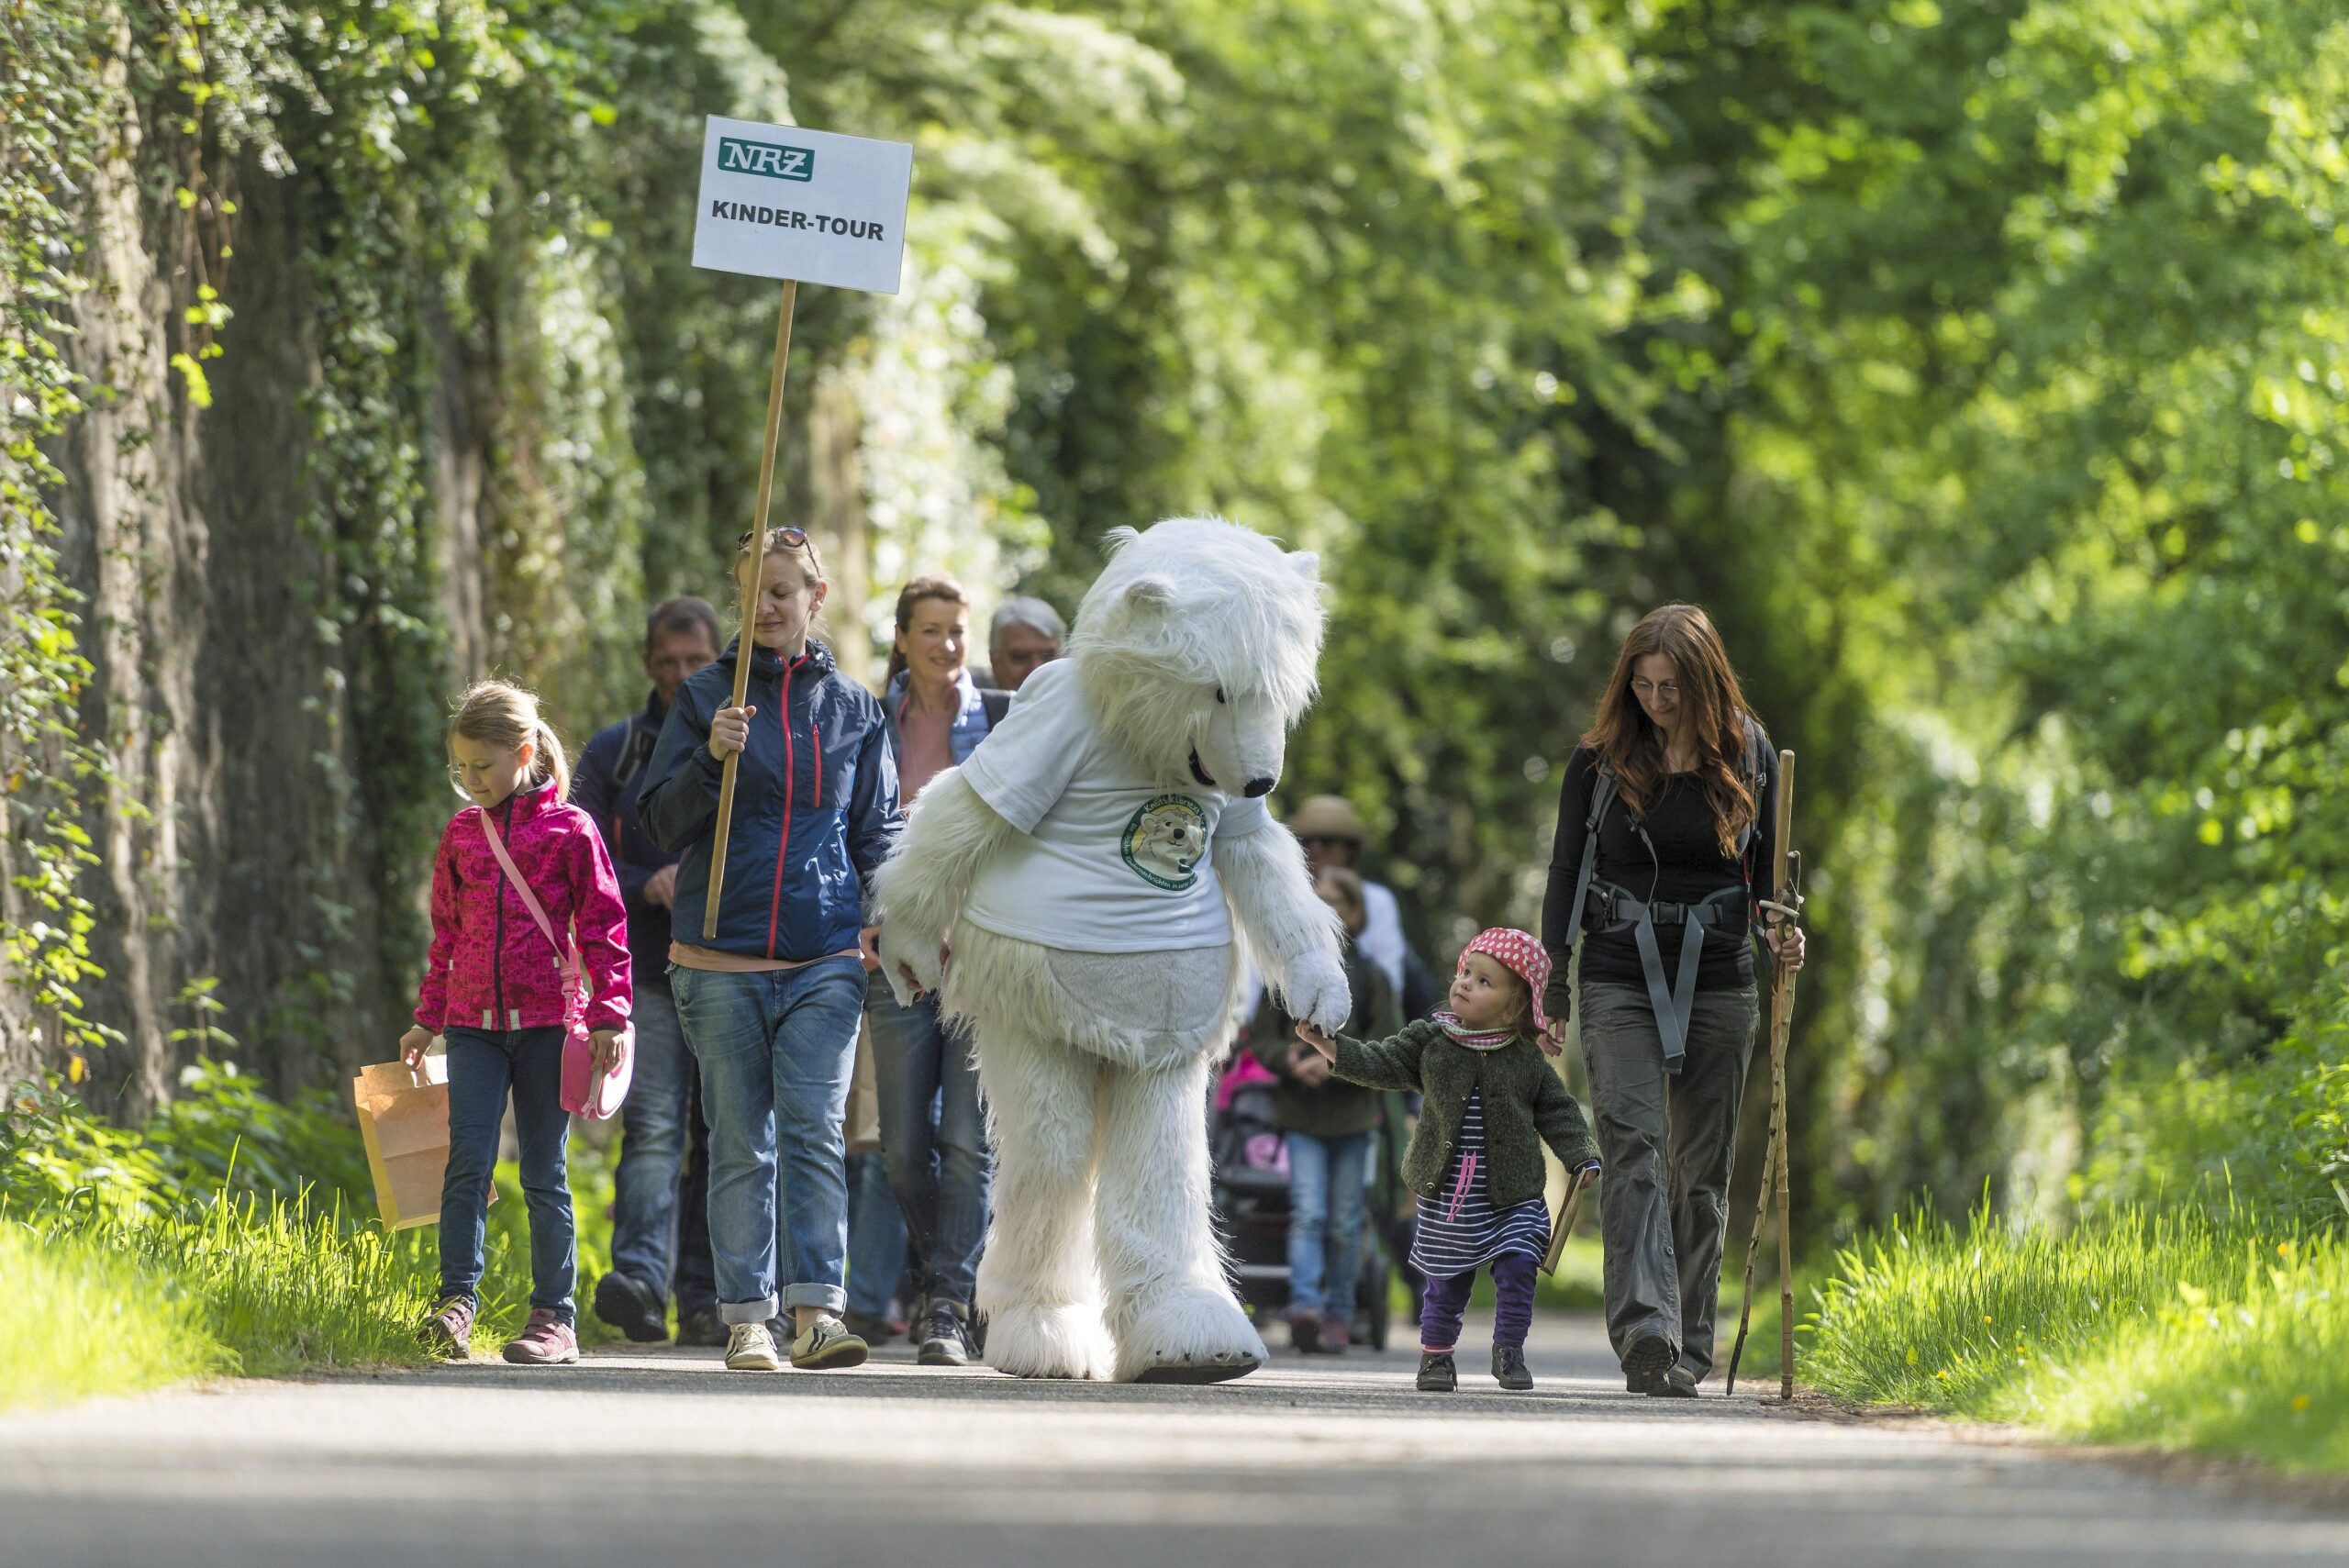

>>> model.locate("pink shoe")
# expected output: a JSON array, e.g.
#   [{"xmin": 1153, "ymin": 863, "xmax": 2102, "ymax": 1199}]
[
  {"xmin": 421, "ymin": 1295, "xmax": 475, "ymax": 1360},
  {"xmin": 502, "ymin": 1308, "xmax": 580, "ymax": 1365}
]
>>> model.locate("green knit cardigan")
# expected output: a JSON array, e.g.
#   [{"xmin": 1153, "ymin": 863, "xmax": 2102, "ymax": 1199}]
[{"xmin": 1328, "ymin": 1019, "xmax": 1599, "ymax": 1211}]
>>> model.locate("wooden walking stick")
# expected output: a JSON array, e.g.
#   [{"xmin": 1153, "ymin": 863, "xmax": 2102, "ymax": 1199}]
[
  {"xmin": 1724, "ymin": 750, "xmax": 1803, "ymax": 1398},
  {"xmin": 703, "ymin": 279, "xmax": 798, "ymax": 941}
]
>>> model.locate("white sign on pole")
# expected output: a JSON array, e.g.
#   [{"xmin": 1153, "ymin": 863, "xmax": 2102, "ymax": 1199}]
[{"xmin": 691, "ymin": 116, "xmax": 913, "ymax": 295}]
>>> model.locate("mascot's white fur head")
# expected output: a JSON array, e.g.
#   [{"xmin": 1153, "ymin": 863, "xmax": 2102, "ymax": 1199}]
[{"xmin": 1068, "ymin": 517, "xmax": 1325, "ymax": 797}]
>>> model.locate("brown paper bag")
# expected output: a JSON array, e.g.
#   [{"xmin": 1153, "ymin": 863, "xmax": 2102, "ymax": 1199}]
[
  {"xmin": 354, "ymin": 1057, "xmax": 454, "ymax": 1231},
  {"xmin": 845, "ymin": 1019, "xmax": 882, "ymax": 1156}
]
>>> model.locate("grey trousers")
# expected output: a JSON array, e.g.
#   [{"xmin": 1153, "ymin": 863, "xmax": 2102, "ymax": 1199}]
[{"xmin": 1580, "ymin": 980, "xmax": 1759, "ymax": 1381}]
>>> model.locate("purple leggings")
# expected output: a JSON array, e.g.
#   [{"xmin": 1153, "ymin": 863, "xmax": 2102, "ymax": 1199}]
[{"xmin": 1418, "ymin": 1251, "xmax": 1540, "ymax": 1351}]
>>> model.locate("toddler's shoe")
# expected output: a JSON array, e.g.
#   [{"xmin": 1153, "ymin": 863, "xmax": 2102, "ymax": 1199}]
[
  {"xmin": 725, "ymin": 1320, "xmax": 784, "ymax": 1371},
  {"xmin": 1288, "ymin": 1309, "xmax": 1324, "ymax": 1354},
  {"xmin": 1416, "ymin": 1351, "xmax": 1458, "ymax": 1393},
  {"xmin": 1315, "ymin": 1322, "xmax": 1349, "ymax": 1356},
  {"xmin": 790, "ymin": 1313, "xmax": 869, "ymax": 1370},
  {"xmin": 1492, "ymin": 1344, "xmax": 1533, "ymax": 1391},
  {"xmin": 420, "ymin": 1294, "xmax": 474, "ymax": 1360},
  {"xmin": 502, "ymin": 1308, "xmax": 580, "ymax": 1365}
]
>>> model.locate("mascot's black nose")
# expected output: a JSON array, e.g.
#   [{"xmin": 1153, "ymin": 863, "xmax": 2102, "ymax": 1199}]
[{"xmin": 1242, "ymin": 776, "xmax": 1276, "ymax": 798}]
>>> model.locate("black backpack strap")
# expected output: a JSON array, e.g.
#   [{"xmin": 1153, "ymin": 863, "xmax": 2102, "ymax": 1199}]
[
  {"xmin": 980, "ymin": 687, "xmax": 1011, "ymax": 729},
  {"xmin": 1559, "ymin": 764, "xmax": 1618, "ymax": 969}
]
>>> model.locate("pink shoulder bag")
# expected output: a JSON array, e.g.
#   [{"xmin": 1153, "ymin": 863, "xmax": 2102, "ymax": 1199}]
[{"xmin": 478, "ymin": 808, "xmax": 635, "ymax": 1120}]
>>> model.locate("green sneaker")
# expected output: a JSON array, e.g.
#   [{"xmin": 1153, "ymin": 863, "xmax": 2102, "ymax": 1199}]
[{"xmin": 790, "ymin": 1313, "xmax": 869, "ymax": 1370}]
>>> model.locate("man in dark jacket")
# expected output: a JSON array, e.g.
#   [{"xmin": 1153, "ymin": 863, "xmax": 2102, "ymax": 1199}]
[{"xmin": 575, "ymin": 597, "xmax": 729, "ymax": 1344}]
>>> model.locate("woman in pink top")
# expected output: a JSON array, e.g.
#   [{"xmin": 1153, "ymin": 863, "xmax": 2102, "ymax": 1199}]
[
  {"xmin": 869, "ymin": 574, "xmax": 1007, "ymax": 1364},
  {"xmin": 401, "ymin": 681, "xmax": 632, "ymax": 1366}
]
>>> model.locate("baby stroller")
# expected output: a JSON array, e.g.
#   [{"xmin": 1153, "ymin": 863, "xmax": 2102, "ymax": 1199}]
[{"xmin": 1210, "ymin": 1073, "xmax": 1394, "ymax": 1351}]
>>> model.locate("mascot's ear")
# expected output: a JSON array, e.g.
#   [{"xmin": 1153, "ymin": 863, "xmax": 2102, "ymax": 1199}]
[
  {"xmin": 1124, "ymin": 575, "xmax": 1178, "ymax": 614},
  {"xmin": 1286, "ymin": 550, "xmax": 1321, "ymax": 583}
]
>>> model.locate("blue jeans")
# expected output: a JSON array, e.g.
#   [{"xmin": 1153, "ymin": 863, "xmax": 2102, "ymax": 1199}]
[
  {"xmin": 846, "ymin": 1151, "xmax": 909, "ymax": 1320},
  {"xmin": 607, "ymin": 984, "xmax": 692, "ymax": 1296},
  {"xmin": 440, "ymin": 1026, "xmax": 574, "ymax": 1318},
  {"xmin": 674, "ymin": 958, "xmax": 864, "ymax": 1322},
  {"xmin": 673, "ymin": 1069, "xmax": 787, "ymax": 1321},
  {"xmin": 1286, "ymin": 1129, "xmax": 1371, "ymax": 1323},
  {"xmin": 864, "ymin": 971, "xmax": 992, "ymax": 1309}
]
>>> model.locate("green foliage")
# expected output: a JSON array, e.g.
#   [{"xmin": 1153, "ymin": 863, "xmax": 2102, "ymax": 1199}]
[
  {"xmin": 0, "ymin": 0, "xmax": 120, "ymax": 1054},
  {"xmin": 7, "ymin": 0, "xmax": 2344, "ymax": 1251},
  {"xmin": 2, "ymin": 1062, "xmax": 369, "ymax": 1221},
  {"xmin": 1803, "ymin": 1202, "xmax": 2349, "ymax": 1472}
]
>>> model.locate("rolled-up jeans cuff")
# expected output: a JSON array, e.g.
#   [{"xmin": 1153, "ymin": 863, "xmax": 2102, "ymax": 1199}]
[
  {"xmin": 721, "ymin": 1296, "xmax": 780, "ymax": 1326},
  {"xmin": 783, "ymin": 1283, "xmax": 848, "ymax": 1314}
]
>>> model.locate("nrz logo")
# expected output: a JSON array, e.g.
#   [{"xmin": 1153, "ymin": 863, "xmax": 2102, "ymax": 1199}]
[{"xmin": 718, "ymin": 137, "xmax": 815, "ymax": 182}]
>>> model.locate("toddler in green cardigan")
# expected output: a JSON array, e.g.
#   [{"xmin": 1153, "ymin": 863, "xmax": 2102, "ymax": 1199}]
[{"xmin": 1298, "ymin": 927, "xmax": 1600, "ymax": 1392}]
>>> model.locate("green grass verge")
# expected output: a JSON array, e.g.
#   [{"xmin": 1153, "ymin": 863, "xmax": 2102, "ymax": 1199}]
[
  {"xmin": 0, "ymin": 1193, "xmax": 431, "ymax": 1412},
  {"xmin": 0, "ymin": 1226, "xmax": 223, "ymax": 1410},
  {"xmin": 1803, "ymin": 1203, "xmax": 2349, "ymax": 1473},
  {"xmin": 3, "ymin": 1129, "xmax": 631, "ymax": 1412}
]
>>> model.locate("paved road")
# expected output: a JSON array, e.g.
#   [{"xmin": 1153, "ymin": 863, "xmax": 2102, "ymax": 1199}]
[{"xmin": 4, "ymin": 1310, "xmax": 2345, "ymax": 1568}]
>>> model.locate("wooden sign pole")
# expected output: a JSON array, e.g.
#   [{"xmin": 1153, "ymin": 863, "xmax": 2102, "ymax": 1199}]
[{"xmin": 703, "ymin": 278, "xmax": 799, "ymax": 941}]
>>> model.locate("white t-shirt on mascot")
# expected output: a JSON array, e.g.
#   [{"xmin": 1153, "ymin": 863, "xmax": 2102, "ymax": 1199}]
[{"xmin": 959, "ymin": 660, "xmax": 1271, "ymax": 953}]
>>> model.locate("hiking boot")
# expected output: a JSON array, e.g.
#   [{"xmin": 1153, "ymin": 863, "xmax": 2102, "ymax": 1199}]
[
  {"xmin": 420, "ymin": 1294, "xmax": 474, "ymax": 1360},
  {"xmin": 1289, "ymin": 1309, "xmax": 1324, "ymax": 1355},
  {"xmin": 502, "ymin": 1309, "xmax": 580, "ymax": 1365},
  {"xmin": 1621, "ymin": 1331, "xmax": 1678, "ymax": 1394},
  {"xmin": 725, "ymin": 1320, "xmax": 784, "ymax": 1371},
  {"xmin": 1416, "ymin": 1351, "xmax": 1458, "ymax": 1392},
  {"xmin": 1628, "ymin": 1359, "xmax": 1699, "ymax": 1398},
  {"xmin": 1492, "ymin": 1343, "xmax": 1533, "ymax": 1391},
  {"xmin": 790, "ymin": 1314, "xmax": 870, "ymax": 1371},
  {"xmin": 593, "ymin": 1270, "xmax": 669, "ymax": 1343},
  {"xmin": 675, "ymin": 1307, "xmax": 729, "ymax": 1348},
  {"xmin": 916, "ymin": 1302, "xmax": 974, "ymax": 1367}
]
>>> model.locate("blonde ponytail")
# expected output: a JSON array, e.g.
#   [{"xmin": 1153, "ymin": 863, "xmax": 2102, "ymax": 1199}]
[
  {"xmin": 448, "ymin": 680, "xmax": 569, "ymax": 801},
  {"xmin": 534, "ymin": 717, "xmax": 572, "ymax": 800}
]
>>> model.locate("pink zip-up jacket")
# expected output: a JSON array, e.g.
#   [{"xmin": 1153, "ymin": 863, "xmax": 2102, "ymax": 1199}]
[{"xmin": 414, "ymin": 778, "xmax": 633, "ymax": 1036}]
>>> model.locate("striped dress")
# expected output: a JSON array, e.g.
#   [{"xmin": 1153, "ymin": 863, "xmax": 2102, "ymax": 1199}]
[{"xmin": 1408, "ymin": 1087, "xmax": 1551, "ymax": 1277}]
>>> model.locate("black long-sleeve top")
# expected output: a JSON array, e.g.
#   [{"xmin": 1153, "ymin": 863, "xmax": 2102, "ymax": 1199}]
[{"xmin": 1539, "ymin": 737, "xmax": 1780, "ymax": 1006}]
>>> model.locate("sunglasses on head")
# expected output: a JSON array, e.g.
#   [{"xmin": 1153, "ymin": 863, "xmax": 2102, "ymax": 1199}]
[{"xmin": 739, "ymin": 526, "xmax": 820, "ymax": 572}]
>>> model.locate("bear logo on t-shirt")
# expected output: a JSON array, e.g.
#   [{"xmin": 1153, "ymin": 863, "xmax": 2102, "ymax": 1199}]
[{"xmin": 1119, "ymin": 795, "xmax": 1209, "ymax": 891}]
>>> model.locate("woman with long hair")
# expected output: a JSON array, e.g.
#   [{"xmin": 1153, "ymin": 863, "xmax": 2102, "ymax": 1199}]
[
  {"xmin": 1539, "ymin": 604, "xmax": 1804, "ymax": 1396},
  {"xmin": 866, "ymin": 573, "xmax": 1003, "ymax": 1366}
]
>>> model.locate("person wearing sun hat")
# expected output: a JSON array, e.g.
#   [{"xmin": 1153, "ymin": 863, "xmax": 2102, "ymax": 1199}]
[
  {"xmin": 1297, "ymin": 927, "xmax": 1601, "ymax": 1394},
  {"xmin": 1284, "ymin": 795, "xmax": 1441, "ymax": 1018}
]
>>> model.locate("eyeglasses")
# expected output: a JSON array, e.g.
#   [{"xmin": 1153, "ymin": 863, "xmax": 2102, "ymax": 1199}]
[
  {"xmin": 739, "ymin": 526, "xmax": 821, "ymax": 573},
  {"xmin": 1297, "ymin": 834, "xmax": 1361, "ymax": 851},
  {"xmin": 1630, "ymin": 678, "xmax": 1680, "ymax": 700}
]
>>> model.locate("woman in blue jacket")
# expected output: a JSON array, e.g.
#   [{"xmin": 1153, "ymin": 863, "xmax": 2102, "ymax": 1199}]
[{"xmin": 639, "ymin": 527, "xmax": 901, "ymax": 1374}]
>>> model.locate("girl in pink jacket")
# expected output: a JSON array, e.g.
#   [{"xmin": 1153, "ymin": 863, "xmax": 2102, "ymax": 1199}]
[{"xmin": 400, "ymin": 681, "xmax": 632, "ymax": 1365}]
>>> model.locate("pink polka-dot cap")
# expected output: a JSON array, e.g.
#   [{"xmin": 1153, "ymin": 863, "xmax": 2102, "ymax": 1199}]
[{"xmin": 1456, "ymin": 927, "xmax": 1553, "ymax": 1033}]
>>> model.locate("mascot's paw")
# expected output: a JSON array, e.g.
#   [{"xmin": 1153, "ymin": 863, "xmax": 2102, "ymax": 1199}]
[
  {"xmin": 1282, "ymin": 948, "xmax": 1353, "ymax": 1040},
  {"xmin": 982, "ymin": 1301, "xmax": 1116, "ymax": 1382},
  {"xmin": 1110, "ymin": 1284, "xmax": 1267, "ymax": 1385},
  {"xmin": 882, "ymin": 926, "xmax": 950, "ymax": 1007}
]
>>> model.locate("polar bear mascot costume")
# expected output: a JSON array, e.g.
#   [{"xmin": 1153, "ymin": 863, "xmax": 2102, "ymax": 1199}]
[{"xmin": 872, "ymin": 517, "xmax": 1350, "ymax": 1383}]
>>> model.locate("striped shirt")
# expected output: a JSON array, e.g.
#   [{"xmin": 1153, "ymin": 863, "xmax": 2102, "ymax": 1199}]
[{"xmin": 1408, "ymin": 1089, "xmax": 1550, "ymax": 1277}]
